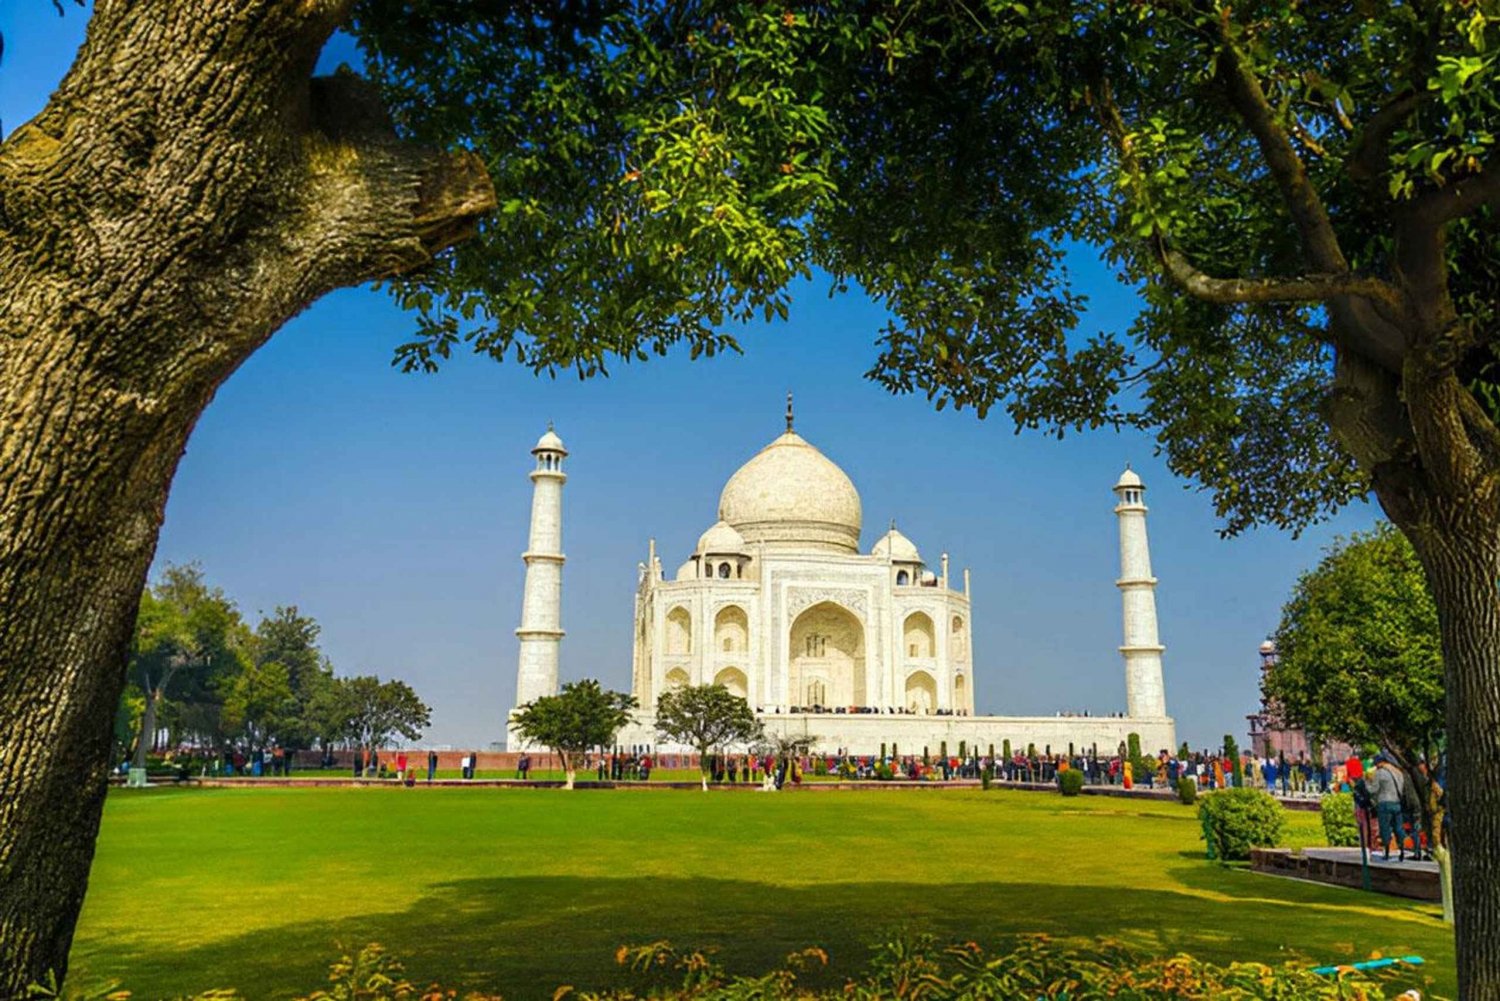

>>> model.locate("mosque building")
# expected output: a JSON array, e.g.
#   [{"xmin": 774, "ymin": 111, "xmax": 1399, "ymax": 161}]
[{"xmin": 508, "ymin": 400, "xmax": 1177, "ymax": 756}]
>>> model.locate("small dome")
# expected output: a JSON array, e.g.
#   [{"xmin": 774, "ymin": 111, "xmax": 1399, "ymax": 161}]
[
  {"xmin": 533, "ymin": 426, "xmax": 567, "ymax": 455},
  {"xmin": 872, "ymin": 526, "xmax": 922, "ymax": 563},
  {"xmin": 718, "ymin": 431, "xmax": 862, "ymax": 553},
  {"xmin": 1114, "ymin": 466, "xmax": 1142, "ymax": 490},
  {"xmin": 1259, "ymin": 640, "xmax": 1277, "ymax": 656},
  {"xmin": 696, "ymin": 520, "xmax": 746, "ymax": 554}
]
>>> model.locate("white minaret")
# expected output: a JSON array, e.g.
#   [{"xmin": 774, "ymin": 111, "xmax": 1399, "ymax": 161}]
[
  {"xmin": 1114, "ymin": 466, "xmax": 1167, "ymax": 718},
  {"xmin": 514, "ymin": 425, "xmax": 568, "ymax": 711}
]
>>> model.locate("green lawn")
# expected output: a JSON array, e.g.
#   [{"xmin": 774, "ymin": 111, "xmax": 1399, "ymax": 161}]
[{"xmin": 68, "ymin": 787, "xmax": 1453, "ymax": 999}]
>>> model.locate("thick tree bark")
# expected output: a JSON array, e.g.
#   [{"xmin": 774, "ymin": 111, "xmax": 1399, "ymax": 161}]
[
  {"xmin": 1402, "ymin": 509, "xmax": 1500, "ymax": 999},
  {"xmin": 0, "ymin": 2, "xmax": 494, "ymax": 993}
]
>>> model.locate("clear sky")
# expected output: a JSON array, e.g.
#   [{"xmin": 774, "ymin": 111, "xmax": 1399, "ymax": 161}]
[{"xmin": 3, "ymin": 5, "xmax": 1378, "ymax": 751}]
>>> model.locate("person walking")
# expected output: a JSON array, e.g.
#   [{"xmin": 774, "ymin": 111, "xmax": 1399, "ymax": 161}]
[
  {"xmin": 1367, "ymin": 754, "xmax": 1406, "ymax": 861},
  {"xmin": 427, "ymin": 749, "xmax": 438, "ymax": 783}
]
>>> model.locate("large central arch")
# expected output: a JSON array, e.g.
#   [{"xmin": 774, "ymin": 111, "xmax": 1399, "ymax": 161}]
[{"xmin": 787, "ymin": 601, "xmax": 866, "ymax": 708}]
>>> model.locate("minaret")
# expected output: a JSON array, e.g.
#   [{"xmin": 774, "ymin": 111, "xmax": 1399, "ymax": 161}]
[
  {"xmin": 1114, "ymin": 466, "xmax": 1167, "ymax": 718},
  {"xmin": 514, "ymin": 425, "xmax": 568, "ymax": 710}
]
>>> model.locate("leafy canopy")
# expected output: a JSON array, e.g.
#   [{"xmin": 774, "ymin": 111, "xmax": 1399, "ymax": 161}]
[
  {"xmin": 353, "ymin": 0, "xmax": 1500, "ymax": 535},
  {"xmin": 655, "ymin": 683, "xmax": 761, "ymax": 758},
  {"xmin": 511, "ymin": 679, "xmax": 637, "ymax": 758},
  {"xmin": 1268, "ymin": 523, "xmax": 1445, "ymax": 762},
  {"xmin": 320, "ymin": 675, "xmax": 433, "ymax": 751}
]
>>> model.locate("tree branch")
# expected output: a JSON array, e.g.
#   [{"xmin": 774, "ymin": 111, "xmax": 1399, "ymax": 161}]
[
  {"xmin": 1347, "ymin": 90, "xmax": 1424, "ymax": 185},
  {"xmin": 1156, "ymin": 241, "xmax": 1401, "ymax": 310},
  {"xmin": 1406, "ymin": 162, "xmax": 1500, "ymax": 230},
  {"xmin": 1214, "ymin": 31, "xmax": 1346, "ymax": 273}
]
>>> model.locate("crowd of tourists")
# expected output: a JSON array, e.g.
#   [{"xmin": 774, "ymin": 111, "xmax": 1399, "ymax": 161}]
[{"xmin": 1348, "ymin": 752, "xmax": 1447, "ymax": 862}]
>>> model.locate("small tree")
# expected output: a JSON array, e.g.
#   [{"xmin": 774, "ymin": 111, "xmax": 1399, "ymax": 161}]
[
  {"xmin": 323, "ymin": 676, "xmax": 432, "ymax": 773},
  {"xmin": 1268, "ymin": 524, "xmax": 1445, "ymax": 778},
  {"xmin": 656, "ymin": 684, "xmax": 761, "ymax": 791},
  {"xmin": 1224, "ymin": 735, "xmax": 1243, "ymax": 788},
  {"xmin": 512, "ymin": 680, "xmax": 636, "ymax": 790}
]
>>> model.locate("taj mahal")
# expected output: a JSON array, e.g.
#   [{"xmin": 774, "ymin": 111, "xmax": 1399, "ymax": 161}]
[{"xmin": 508, "ymin": 399, "xmax": 1176, "ymax": 756}]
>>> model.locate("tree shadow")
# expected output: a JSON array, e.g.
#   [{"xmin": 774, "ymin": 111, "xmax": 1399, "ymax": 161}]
[{"xmin": 72, "ymin": 874, "xmax": 1455, "ymax": 1000}]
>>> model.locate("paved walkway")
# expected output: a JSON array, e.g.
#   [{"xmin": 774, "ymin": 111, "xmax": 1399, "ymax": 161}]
[{"xmin": 1302, "ymin": 846, "xmax": 1439, "ymax": 874}]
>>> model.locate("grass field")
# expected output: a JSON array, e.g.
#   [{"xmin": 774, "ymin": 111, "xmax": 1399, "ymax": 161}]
[{"xmin": 68, "ymin": 786, "xmax": 1454, "ymax": 999}]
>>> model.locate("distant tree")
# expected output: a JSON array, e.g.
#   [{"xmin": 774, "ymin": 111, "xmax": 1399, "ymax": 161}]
[
  {"xmin": 253, "ymin": 606, "xmax": 335, "ymax": 750},
  {"xmin": 1269, "ymin": 523, "xmax": 1446, "ymax": 771},
  {"xmin": 220, "ymin": 661, "xmax": 296, "ymax": 752},
  {"xmin": 656, "ymin": 685, "xmax": 762, "ymax": 792},
  {"xmin": 511, "ymin": 680, "xmax": 637, "ymax": 790},
  {"xmin": 323, "ymin": 676, "xmax": 432, "ymax": 764},
  {"xmin": 126, "ymin": 566, "xmax": 251, "ymax": 780}
]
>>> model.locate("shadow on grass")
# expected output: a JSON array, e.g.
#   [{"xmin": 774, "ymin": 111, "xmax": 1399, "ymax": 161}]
[{"xmin": 72, "ymin": 874, "xmax": 1455, "ymax": 1000}]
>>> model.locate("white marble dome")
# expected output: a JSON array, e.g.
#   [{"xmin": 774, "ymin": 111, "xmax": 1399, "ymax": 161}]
[
  {"xmin": 871, "ymin": 526, "xmax": 921, "ymax": 563},
  {"xmin": 1114, "ymin": 466, "xmax": 1142, "ymax": 489},
  {"xmin": 533, "ymin": 427, "xmax": 567, "ymax": 454},
  {"xmin": 718, "ymin": 431, "xmax": 862, "ymax": 553},
  {"xmin": 697, "ymin": 519, "xmax": 746, "ymax": 554}
]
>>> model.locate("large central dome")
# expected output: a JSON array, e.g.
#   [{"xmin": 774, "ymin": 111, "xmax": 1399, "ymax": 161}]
[{"xmin": 717, "ymin": 430, "xmax": 862, "ymax": 553}]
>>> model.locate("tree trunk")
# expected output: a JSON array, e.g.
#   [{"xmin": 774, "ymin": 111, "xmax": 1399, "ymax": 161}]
[
  {"xmin": 129, "ymin": 688, "xmax": 164, "ymax": 785},
  {"xmin": 1405, "ymin": 512, "xmax": 1500, "ymax": 999},
  {"xmin": 0, "ymin": 3, "xmax": 493, "ymax": 993}
]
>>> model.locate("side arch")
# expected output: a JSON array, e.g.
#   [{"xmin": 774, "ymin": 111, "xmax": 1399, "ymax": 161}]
[
  {"xmin": 903, "ymin": 611, "xmax": 935, "ymax": 659},
  {"xmin": 666, "ymin": 606, "xmax": 692, "ymax": 655},
  {"xmin": 904, "ymin": 670, "xmax": 937, "ymax": 714},
  {"xmin": 714, "ymin": 605, "xmax": 749, "ymax": 653}
]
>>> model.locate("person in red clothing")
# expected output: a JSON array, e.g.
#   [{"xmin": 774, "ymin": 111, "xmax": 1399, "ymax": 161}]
[{"xmin": 396, "ymin": 752, "xmax": 408, "ymax": 780}]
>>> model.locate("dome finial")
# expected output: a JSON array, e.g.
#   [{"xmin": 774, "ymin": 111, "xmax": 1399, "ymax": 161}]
[{"xmin": 785, "ymin": 391, "xmax": 794, "ymax": 432}]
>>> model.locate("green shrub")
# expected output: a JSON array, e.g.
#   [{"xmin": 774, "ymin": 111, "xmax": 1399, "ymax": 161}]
[
  {"xmin": 1127, "ymin": 732, "xmax": 1142, "ymax": 761},
  {"xmin": 1176, "ymin": 777, "xmax": 1198, "ymax": 805},
  {"xmin": 1198, "ymin": 788, "xmax": 1286, "ymax": 860},
  {"xmin": 1058, "ymin": 769, "xmax": 1085, "ymax": 796},
  {"xmin": 1133, "ymin": 755, "xmax": 1161, "ymax": 786},
  {"xmin": 981, "ymin": 765, "xmax": 993, "ymax": 790},
  {"xmin": 874, "ymin": 763, "xmax": 894, "ymax": 781},
  {"xmin": 1001, "ymin": 738, "xmax": 1011, "ymax": 760},
  {"xmin": 813, "ymin": 757, "xmax": 828, "ymax": 776},
  {"xmin": 1320, "ymin": 792, "xmax": 1360, "ymax": 847}
]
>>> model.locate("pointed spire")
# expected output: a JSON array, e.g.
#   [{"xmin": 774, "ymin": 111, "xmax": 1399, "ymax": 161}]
[{"xmin": 785, "ymin": 391, "xmax": 794, "ymax": 432}]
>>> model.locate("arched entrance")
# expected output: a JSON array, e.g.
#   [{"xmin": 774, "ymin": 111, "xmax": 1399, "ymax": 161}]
[
  {"xmin": 787, "ymin": 601, "xmax": 865, "ymax": 708},
  {"xmin": 905, "ymin": 670, "xmax": 937, "ymax": 714}
]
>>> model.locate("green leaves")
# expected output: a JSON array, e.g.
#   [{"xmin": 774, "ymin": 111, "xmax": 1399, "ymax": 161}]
[
  {"xmin": 512, "ymin": 679, "xmax": 637, "ymax": 758},
  {"xmin": 654, "ymin": 683, "xmax": 760, "ymax": 759},
  {"xmin": 1268, "ymin": 523, "xmax": 1445, "ymax": 760},
  {"xmin": 352, "ymin": 0, "xmax": 1500, "ymax": 538}
]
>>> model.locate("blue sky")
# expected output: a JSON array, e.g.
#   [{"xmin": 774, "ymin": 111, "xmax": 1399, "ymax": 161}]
[{"xmin": 3, "ymin": 5, "xmax": 1378, "ymax": 750}]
